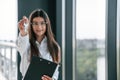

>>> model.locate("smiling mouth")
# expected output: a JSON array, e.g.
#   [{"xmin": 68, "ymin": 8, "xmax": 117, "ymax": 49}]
[{"xmin": 36, "ymin": 30, "xmax": 43, "ymax": 32}]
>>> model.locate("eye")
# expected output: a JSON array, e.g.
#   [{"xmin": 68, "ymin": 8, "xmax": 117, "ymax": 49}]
[
  {"xmin": 31, "ymin": 21, "xmax": 47, "ymax": 27},
  {"xmin": 41, "ymin": 22, "xmax": 46, "ymax": 25},
  {"xmin": 32, "ymin": 22, "xmax": 38, "ymax": 26}
]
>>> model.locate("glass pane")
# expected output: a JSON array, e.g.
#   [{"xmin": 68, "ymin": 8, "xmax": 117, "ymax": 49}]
[
  {"xmin": 0, "ymin": 0, "xmax": 18, "ymax": 80},
  {"xmin": 76, "ymin": 0, "xmax": 106, "ymax": 80},
  {"xmin": 0, "ymin": 0, "xmax": 17, "ymax": 41}
]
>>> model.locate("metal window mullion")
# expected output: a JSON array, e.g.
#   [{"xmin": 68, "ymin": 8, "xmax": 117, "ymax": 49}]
[
  {"xmin": 9, "ymin": 47, "xmax": 13, "ymax": 80},
  {"xmin": 65, "ymin": 0, "xmax": 73, "ymax": 80},
  {"xmin": 3, "ymin": 47, "xmax": 7, "ymax": 78},
  {"xmin": 107, "ymin": 0, "xmax": 117, "ymax": 80}
]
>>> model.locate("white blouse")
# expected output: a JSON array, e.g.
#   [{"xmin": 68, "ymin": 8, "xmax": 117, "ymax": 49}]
[{"xmin": 16, "ymin": 33, "xmax": 59, "ymax": 80}]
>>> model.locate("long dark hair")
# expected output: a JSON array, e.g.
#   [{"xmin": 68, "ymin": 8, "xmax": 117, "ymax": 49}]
[{"xmin": 28, "ymin": 9, "xmax": 59, "ymax": 62}]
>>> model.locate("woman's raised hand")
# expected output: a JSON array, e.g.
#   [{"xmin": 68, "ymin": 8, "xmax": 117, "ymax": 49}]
[{"xmin": 18, "ymin": 16, "xmax": 29, "ymax": 36}]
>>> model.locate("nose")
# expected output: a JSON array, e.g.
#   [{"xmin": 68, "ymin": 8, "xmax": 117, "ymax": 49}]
[
  {"xmin": 38, "ymin": 24, "xmax": 43, "ymax": 28},
  {"xmin": 37, "ymin": 24, "xmax": 44, "ymax": 30}
]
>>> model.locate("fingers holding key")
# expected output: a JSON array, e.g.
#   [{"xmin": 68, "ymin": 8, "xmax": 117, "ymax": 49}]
[{"xmin": 18, "ymin": 16, "xmax": 29, "ymax": 36}]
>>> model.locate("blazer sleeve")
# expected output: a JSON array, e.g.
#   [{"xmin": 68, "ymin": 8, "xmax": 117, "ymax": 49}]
[{"xmin": 52, "ymin": 65, "xmax": 60, "ymax": 80}]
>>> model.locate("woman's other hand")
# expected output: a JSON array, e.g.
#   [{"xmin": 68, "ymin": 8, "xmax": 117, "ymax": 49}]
[{"xmin": 41, "ymin": 75, "xmax": 53, "ymax": 80}]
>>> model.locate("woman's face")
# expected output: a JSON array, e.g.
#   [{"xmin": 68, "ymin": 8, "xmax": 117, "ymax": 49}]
[{"xmin": 32, "ymin": 17, "xmax": 47, "ymax": 38}]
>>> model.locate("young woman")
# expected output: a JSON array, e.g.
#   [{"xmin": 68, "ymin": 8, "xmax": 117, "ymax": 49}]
[{"xmin": 16, "ymin": 9, "xmax": 61, "ymax": 80}]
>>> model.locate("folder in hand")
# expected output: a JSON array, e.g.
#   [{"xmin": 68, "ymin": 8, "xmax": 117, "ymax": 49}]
[{"xmin": 23, "ymin": 56, "xmax": 58, "ymax": 80}]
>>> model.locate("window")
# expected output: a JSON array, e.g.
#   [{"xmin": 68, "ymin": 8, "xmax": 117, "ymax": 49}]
[
  {"xmin": 0, "ymin": 0, "xmax": 17, "ymax": 41},
  {"xmin": 0, "ymin": 0, "xmax": 17, "ymax": 80},
  {"xmin": 76, "ymin": 0, "xmax": 106, "ymax": 80}
]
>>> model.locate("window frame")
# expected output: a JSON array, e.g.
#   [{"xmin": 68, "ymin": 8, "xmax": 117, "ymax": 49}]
[{"xmin": 64, "ymin": 0, "xmax": 117, "ymax": 80}]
